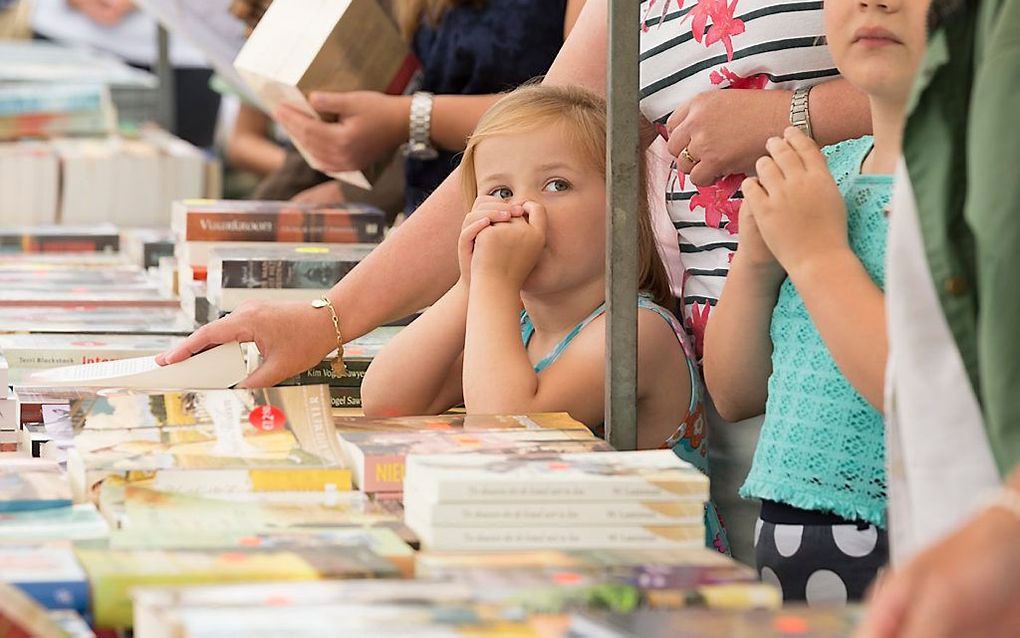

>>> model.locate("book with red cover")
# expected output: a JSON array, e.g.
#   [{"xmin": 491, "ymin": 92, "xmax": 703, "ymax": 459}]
[{"xmin": 173, "ymin": 200, "xmax": 385, "ymax": 243}]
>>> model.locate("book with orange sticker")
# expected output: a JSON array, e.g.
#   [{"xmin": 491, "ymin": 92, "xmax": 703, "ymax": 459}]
[{"xmin": 65, "ymin": 385, "xmax": 350, "ymax": 500}]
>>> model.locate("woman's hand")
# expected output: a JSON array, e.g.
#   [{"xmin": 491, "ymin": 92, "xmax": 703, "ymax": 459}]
[
  {"xmin": 457, "ymin": 196, "xmax": 526, "ymax": 284},
  {"xmin": 292, "ymin": 181, "xmax": 345, "ymax": 205},
  {"xmin": 666, "ymin": 89, "xmax": 791, "ymax": 186},
  {"xmin": 156, "ymin": 300, "xmax": 337, "ymax": 388},
  {"xmin": 858, "ymin": 498, "xmax": 1020, "ymax": 638},
  {"xmin": 275, "ymin": 91, "xmax": 410, "ymax": 174},
  {"xmin": 741, "ymin": 127, "xmax": 849, "ymax": 278},
  {"xmin": 471, "ymin": 201, "xmax": 547, "ymax": 288}
]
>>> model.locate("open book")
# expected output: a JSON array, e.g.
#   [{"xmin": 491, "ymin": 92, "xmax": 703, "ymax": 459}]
[{"xmin": 23, "ymin": 342, "xmax": 247, "ymax": 390}]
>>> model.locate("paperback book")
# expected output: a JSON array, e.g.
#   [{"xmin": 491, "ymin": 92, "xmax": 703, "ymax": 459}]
[
  {"xmin": 0, "ymin": 544, "xmax": 91, "ymax": 619},
  {"xmin": 233, "ymin": 0, "xmax": 418, "ymax": 188},
  {"xmin": 0, "ymin": 333, "xmax": 182, "ymax": 382},
  {"xmin": 23, "ymin": 340, "xmax": 246, "ymax": 390},
  {"xmin": 75, "ymin": 545, "xmax": 400, "ymax": 629},
  {"xmin": 67, "ymin": 385, "xmax": 349, "ymax": 497},
  {"xmin": 0, "ymin": 458, "xmax": 71, "ymax": 511},
  {"xmin": 0, "ymin": 307, "xmax": 195, "ymax": 336},
  {"xmin": 172, "ymin": 200, "xmax": 385, "ymax": 243},
  {"xmin": 404, "ymin": 450, "xmax": 710, "ymax": 504},
  {"xmin": 0, "ymin": 224, "xmax": 119, "ymax": 254}
]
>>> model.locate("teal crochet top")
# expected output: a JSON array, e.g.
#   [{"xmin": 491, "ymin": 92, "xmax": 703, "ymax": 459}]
[{"xmin": 740, "ymin": 136, "xmax": 891, "ymax": 528}]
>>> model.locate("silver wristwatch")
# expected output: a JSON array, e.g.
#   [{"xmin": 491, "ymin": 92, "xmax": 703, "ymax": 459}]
[
  {"xmin": 402, "ymin": 91, "xmax": 438, "ymax": 160},
  {"xmin": 789, "ymin": 87, "xmax": 814, "ymax": 139}
]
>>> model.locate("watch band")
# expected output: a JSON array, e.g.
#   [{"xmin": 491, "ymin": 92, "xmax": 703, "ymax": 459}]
[
  {"xmin": 404, "ymin": 91, "xmax": 438, "ymax": 160},
  {"xmin": 789, "ymin": 87, "xmax": 814, "ymax": 139}
]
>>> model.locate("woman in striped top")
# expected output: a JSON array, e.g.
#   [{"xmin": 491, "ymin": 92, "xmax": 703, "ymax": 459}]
[{"xmin": 640, "ymin": 0, "xmax": 871, "ymax": 355}]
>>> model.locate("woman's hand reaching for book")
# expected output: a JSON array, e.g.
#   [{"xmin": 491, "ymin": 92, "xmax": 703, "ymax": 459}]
[
  {"xmin": 156, "ymin": 301, "xmax": 337, "ymax": 388},
  {"xmin": 275, "ymin": 91, "xmax": 411, "ymax": 174}
]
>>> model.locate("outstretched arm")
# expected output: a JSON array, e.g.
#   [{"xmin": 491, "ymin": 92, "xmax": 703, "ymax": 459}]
[{"xmin": 158, "ymin": 0, "xmax": 610, "ymax": 387}]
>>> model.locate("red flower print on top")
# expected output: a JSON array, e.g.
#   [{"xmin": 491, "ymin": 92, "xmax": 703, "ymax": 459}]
[
  {"xmin": 690, "ymin": 173, "xmax": 743, "ymax": 235},
  {"xmin": 704, "ymin": 0, "xmax": 746, "ymax": 61},
  {"xmin": 689, "ymin": 301, "xmax": 712, "ymax": 358},
  {"xmin": 641, "ymin": 0, "xmax": 683, "ymax": 31},
  {"xmin": 709, "ymin": 66, "xmax": 769, "ymax": 90}
]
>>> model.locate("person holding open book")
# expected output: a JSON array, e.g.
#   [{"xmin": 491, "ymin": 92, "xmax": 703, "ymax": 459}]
[{"xmin": 275, "ymin": 0, "xmax": 587, "ymax": 214}]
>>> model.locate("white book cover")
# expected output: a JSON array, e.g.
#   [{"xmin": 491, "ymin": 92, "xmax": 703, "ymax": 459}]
[
  {"xmin": 0, "ymin": 334, "xmax": 181, "ymax": 382},
  {"xmin": 23, "ymin": 341, "xmax": 247, "ymax": 390},
  {"xmin": 404, "ymin": 450, "xmax": 709, "ymax": 505}
]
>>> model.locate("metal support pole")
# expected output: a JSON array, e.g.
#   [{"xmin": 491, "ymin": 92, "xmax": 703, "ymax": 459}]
[
  {"xmin": 605, "ymin": 0, "xmax": 640, "ymax": 451},
  {"xmin": 155, "ymin": 24, "xmax": 176, "ymax": 132}
]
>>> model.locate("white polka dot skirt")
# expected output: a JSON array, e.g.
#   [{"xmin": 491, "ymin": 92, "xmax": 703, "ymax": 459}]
[{"xmin": 754, "ymin": 517, "xmax": 888, "ymax": 605}]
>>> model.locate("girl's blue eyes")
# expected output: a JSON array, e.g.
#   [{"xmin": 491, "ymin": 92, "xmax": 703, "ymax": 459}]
[{"xmin": 488, "ymin": 180, "xmax": 570, "ymax": 200}]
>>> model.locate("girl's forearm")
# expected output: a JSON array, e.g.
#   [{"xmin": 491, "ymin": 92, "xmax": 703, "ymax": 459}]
[
  {"xmin": 361, "ymin": 282, "xmax": 469, "ymax": 415},
  {"xmin": 788, "ymin": 250, "xmax": 887, "ymax": 409},
  {"xmin": 703, "ymin": 256, "xmax": 782, "ymax": 422},
  {"xmin": 463, "ymin": 278, "xmax": 536, "ymax": 413}
]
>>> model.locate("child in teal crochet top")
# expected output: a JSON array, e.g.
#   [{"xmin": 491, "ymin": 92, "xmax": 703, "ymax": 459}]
[{"xmin": 703, "ymin": 0, "xmax": 931, "ymax": 605}]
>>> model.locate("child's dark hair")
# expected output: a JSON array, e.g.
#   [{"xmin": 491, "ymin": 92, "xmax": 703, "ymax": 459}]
[{"xmin": 461, "ymin": 84, "xmax": 674, "ymax": 308}]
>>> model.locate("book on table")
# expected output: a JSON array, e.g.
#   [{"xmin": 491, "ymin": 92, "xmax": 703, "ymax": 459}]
[
  {"xmin": 0, "ymin": 458, "xmax": 71, "ymax": 512},
  {"xmin": 65, "ymin": 385, "xmax": 349, "ymax": 499},
  {"xmin": 0, "ymin": 333, "xmax": 183, "ymax": 383},
  {"xmin": 0, "ymin": 582, "xmax": 80, "ymax": 638},
  {"xmin": 0, "ymin": 544, "xmax": 91, "ymax": 620},
  {"xmin": 22, "ymin": 341, "xmax": 246, "ymax": 390}
]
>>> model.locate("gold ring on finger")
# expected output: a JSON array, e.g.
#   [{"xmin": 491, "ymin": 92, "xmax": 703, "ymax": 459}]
[{"xmin": 680, "ymin": 146, "xmax": 700, "ymax": 165}]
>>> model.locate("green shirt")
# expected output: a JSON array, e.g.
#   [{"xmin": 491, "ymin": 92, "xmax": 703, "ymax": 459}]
[{"xmin": 902, "ymin": 0, "xmax": 1020, "ymax": 475}]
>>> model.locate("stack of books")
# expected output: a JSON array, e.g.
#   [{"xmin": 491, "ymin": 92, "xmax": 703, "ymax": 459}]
[
  {"xmin": 403, "ymin": 449, "xmax": 710, "ymax": 552},
  {"xmin": 0, "ymin": 83, "xmax": 114, "ymax": 141},
  {"xmin": 171, "ymin": 199, "xmax": 385, "ymax": 324},
  {"xmin": 336, "ymin": 412, "xmax": 606, "ymax": 498}
]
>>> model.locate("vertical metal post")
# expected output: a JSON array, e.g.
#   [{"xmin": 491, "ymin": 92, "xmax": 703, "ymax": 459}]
[
  {"xmin": 605, "ymin": 0, "xmax": 640, "ymax": 451},
  {"xmin": 155, "ymin": 24, "xmax": 176, "ymax": 132}
]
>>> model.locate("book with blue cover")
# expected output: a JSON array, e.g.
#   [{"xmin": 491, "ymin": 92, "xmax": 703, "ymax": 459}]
[{"xmin": 0, "ymin": 544, "xmax": 91, "ymax": 619}]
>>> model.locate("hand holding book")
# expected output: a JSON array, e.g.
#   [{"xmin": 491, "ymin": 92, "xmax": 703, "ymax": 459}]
[
  {"xmin": 275, "ymin": 91, "xmax": 410, "ymax": 176},
  {"xmin": 156, "ymin": 300, "xmax": 337, "ymax": 388}
]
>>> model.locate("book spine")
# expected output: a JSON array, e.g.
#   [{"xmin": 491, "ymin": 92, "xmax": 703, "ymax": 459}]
[
  {"xmin": 425, "ymin": 478, "xmax": 708, "ymax": 504},
  {"xmin": 218, "ymin": 259, "xmax": 359, "ymax": 289},
  {"xmin": 0, "ymin": 234, "xmax": 119, "ymax": 254},
  {"xmin": 184, "ymin": 211, "xmax": 383, "ymax": 243},
  {"xmin": 280, "ymin": 359, "xmax": 369, "ymax": 388},
  {"xmin": 413, "ymin": 524, "xmax": 705, "ymax": 552},
  {"xmin": 4, "ymin": 348, "xmax": 165, "ymax": 370},
  {"xmin": 408, "ymin": 501, "xmax": 706, "ymax": 528},
  {"xmin": 329, "ymin": 387, "xmax": 361, "ymax": 409}
]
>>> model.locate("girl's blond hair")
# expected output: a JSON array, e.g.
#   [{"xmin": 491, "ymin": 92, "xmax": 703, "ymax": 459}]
[
  {"xmin": 461, "ymin": 84, "xmax": 673, "ymax": 308},
  {"xmin": 394, "ymin": 0, "xmax": 483, "ymax": 41}
]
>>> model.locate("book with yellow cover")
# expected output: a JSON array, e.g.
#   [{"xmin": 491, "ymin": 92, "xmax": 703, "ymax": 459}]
[
  {"xmin": 75, "ymin": 545, "xmax": 399, "ymax": 629},
  {"xmin": 67, "ymin": 386, "xmax": 349, "ymax": 498}
]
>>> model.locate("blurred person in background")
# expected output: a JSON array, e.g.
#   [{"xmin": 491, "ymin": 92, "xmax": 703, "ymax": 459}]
[
  {"xmin": 31, "ymin": 0, "xmax": 221, "ymax": 147},
  {"xmin": 275, "ymin": 0, "xmax": 587, "ymax": 214}
]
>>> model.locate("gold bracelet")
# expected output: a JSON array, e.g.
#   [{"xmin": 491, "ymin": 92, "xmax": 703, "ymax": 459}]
[{"xmin": 311, "ymin": 296, "xmax": 346, "ymax": 378}]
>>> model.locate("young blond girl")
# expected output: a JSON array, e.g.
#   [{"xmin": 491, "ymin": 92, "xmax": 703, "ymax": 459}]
[
  {"xmin": 703, "ymin": 0, "xmax": 930, "ymax": 605},
  {"xmin": 363, "ymin": 84, "xmax": 728, "ymax": 552}
]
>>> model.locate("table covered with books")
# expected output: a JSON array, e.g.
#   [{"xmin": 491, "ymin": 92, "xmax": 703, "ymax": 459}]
[{"xmin": 0, "ymin": 220, "xmax": 858, "ymax": 637}]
